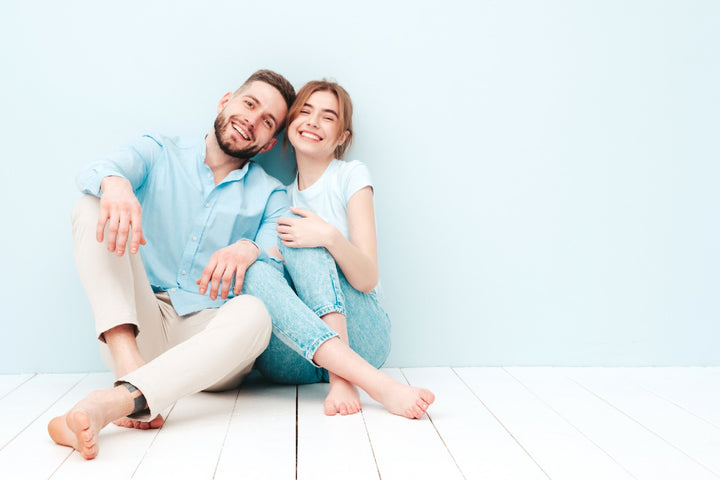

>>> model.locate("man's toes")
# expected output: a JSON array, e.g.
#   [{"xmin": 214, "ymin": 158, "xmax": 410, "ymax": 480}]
[
  {"xmin": 421, "ymin": 390, "xmax": 435, "ymax": 405},
  {"xmin": 80, "ymin": 444, "xmax": 98, "ymax": 460},
  {"xmin": 113, "ymin": 418, "xmax": 129, "ymax": 428},
  {"xmin": 69, "ymin": 411, "xmax": 91, "ymax": 432},
  {"xmin": 80, "ymin": 429, "xmax": 94, "ymax": 443},
  {"xmin": 149, "ymin": 415, "xmax": 164, "ymax": 428}
]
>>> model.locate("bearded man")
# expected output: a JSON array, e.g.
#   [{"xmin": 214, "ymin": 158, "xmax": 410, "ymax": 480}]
[{"xmin": 48, "ymin": 70, "xmax": 295, "ymax": 460}]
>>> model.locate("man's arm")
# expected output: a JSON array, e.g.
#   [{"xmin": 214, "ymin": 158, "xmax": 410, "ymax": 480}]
[
  {"xmin": 255, "ymin": 189, "xmax": 291, "ymax": 267},
  {"xmin": 77, "ymin": 135, "xmax": 162, "ymax": 256},
  {"xmin": 195, "ymin": 179, "xmax": 289, "ymax": 300},
  {"xmin": 97, "ymin": 176, "xmax": 146, "ymax": 256}
]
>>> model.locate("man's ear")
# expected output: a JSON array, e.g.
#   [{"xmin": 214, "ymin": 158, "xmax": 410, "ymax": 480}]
[
  {"xmin": 259, "ymin": 137, "xmax": 278, "ymax": 154},
  {"xmin": 217, "ymin": 92, "xmax": 233, "ymax": 113}
]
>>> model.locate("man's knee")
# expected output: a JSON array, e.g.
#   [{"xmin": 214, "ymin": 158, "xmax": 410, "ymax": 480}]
[
  {"xmin": 218, "ymin": 294, "xmax": 272, "ymax": 344},
  {"xmin": 71, "ymin": 195, "xmax": 100, "ymax": 230}
]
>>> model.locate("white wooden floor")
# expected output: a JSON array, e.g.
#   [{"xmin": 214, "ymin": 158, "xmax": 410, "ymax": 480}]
[{"xmin": 1, "ymin": 367, "xmax": 719, "ymax": 480}]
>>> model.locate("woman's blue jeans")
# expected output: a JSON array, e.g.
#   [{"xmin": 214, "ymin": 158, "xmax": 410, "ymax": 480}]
[{"xmin": 242, "ymin": 245, "xmax": 391, "ymax": 384}]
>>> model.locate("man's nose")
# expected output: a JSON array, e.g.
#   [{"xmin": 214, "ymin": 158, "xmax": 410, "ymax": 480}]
[{"xmin": 245, "ymin": 112, "xmax": 261, "ymax": 130}]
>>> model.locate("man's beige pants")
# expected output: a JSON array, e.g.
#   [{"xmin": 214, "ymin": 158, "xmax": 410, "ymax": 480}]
[{"xmin": 72, "ymin": 195, "xmax": 272, "ymax": 421}]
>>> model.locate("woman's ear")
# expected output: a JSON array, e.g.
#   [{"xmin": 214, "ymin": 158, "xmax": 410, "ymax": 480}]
[{"xmin": 338, "ymin": 130, "xmax": 350, "ymax": 146}]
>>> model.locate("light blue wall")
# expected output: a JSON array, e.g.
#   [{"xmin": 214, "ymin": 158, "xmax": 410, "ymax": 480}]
[{"xmin": 1, "ymin": 1, "xmax": 718, "ymax": 373}]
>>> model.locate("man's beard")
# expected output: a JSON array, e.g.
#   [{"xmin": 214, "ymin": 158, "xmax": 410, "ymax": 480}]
[{"xmin": 213, "ymin": 113, "xmax": 265, "ymax": 159}]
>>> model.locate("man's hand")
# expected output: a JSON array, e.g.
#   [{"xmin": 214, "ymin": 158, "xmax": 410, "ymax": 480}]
[
  {"xmin": 97, "ymin": 176, "xmax": 146, "ymax": 256},
  {"xmin": 276, "ymin": 207, "xmax": 335, "ymax": 248},
  {"xmin": 196, "ymin": 240, "xmax": 259, "ymax": 300}
]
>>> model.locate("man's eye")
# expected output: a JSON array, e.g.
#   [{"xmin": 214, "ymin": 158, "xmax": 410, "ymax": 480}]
[
  {"xmin": 264, "ymin": 119, "xmax": 272, "ymax": 128},
  {"xmin": 245, "ymin": 101, "xmax": 254, "ymax": 108}
]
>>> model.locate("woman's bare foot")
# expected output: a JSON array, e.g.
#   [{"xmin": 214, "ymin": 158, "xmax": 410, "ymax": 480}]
[
  {"xmin": 324, "ymin": 377, "xmax": 362, "ymax": 416},
  {"xmin": 312, "ymin": 338, "xmax": 435, "ymax": 419},
  {"xmin": 48, "ymin": 387, "xmax": 135, "ymax": 459},
  {"xmin": 373, "ymin": 377, "xmax": 435, "ymax": 419}
]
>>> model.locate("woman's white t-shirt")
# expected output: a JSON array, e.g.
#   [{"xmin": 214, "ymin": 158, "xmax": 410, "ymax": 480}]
[{"xmin": 287, "ymin": 159, "xmax": 373, "ymax": 240}]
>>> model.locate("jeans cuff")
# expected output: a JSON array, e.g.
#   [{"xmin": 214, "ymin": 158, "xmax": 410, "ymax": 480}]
[
  {"xmin": 313, "ymin": 303, "xmax": 346, "ymax": 318},
  {"xmin": 305, "ymin": 331, "xmax": 339, "ymax": 367}
]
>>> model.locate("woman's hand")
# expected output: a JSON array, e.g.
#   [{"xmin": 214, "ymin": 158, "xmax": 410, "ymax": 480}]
[{"xmin": 276, "ymin": 206, "xmax": 337, "ymax": 248}]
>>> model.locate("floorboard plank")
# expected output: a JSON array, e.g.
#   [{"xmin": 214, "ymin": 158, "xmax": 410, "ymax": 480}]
[
  {"xmin": 608, "ymin": 368, "xmax": 720, "ymax": 429},
  {"xmin": 130, "ymin": 391, "xmax": 238, "ymax": 480},
  {"xmin": 559, "ymin": 367, "xmax": 720, "ymax": 477},
  {"xmin": 214, "ymin": 381, "xmax": 296, "ymax": 480},
  {"xmin": 456, "ymin": 367, "xmax": 634, "ymax": 480},
  {"xmin": 0, "ymin": 373, "xmax": 113, "ymax": 479},
  {"xmin": 0, "ymin": 373, "xmax": 86, "ymax": 451},
  {"xmin": 403, "ymin": 367, "xmax": 548, "ymax": 480},
  {"xmin": 506, "ymin": 367, "xmax": 718, "ymax": 480},
  {"xmin": 359, "ymin": 368, "xmax": 464, "ymax": 480},
  {"xmin": 0, "ymin": 374, "xmax": 34, "ymax": 399},
  {"xmin": 297, "ymin": 382, "xmax": 379, "ymax": 480},
  {"xmin": 2, "ymin": 367, "xmax": 716, "ymax": 479}
]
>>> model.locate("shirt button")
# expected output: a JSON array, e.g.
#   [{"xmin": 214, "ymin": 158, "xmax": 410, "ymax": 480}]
[
  {"xmin": 192, "ymin": 236, "xmax": 198, "ymax": 241},
  {"xmin": 205, "ymin": 203, "xmax": 210, "ymax": 208},
  {"xmin": 181, "ymin": 270, "xmax": 187, "ymax": 275}
]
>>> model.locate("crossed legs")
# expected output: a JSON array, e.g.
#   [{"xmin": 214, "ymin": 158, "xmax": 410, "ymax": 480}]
[{"xmin": 244, "ymin": 249, "xmax": 435, "ymax": 419}]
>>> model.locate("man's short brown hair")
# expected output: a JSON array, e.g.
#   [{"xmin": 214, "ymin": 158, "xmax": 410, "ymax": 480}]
[{"xmin": 235, "ymin": 69, "xmax": 296, "ymax": 131}]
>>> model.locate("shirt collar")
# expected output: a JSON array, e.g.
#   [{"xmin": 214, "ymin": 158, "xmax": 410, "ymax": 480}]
[{"xmin": 197, "ymin": 135, "xmax": 254, "ymax": 185}]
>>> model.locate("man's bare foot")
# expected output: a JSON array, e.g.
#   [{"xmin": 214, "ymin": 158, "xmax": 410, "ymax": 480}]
[
  {"xmin": 48, "ymin": 388, "xmax": 135, "ymax": 459},
  {"xmin": 374, "ymin": 379, "xmax": 435, "ymax": 419},
  {"xmin": 324, "ymin": 378, "xmax": 361, "ymax": 416}
]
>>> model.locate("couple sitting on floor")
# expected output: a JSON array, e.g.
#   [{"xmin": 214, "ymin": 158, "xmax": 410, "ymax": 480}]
[{"xmin": 48, "ymin": 69, "xmax": 435, "ymax": 460}]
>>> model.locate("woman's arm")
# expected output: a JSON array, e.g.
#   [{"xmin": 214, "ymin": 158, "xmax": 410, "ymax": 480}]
[
  {"xmin": 325, "ymin": 186, "xmax": 378, "ymax": 292},
  {"xmin": 276, "ymin": 186, "xmax": 379, "ymax": 292}
]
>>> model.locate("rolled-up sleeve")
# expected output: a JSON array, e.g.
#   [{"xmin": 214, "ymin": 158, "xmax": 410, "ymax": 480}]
[
  {"xmin": 76, "ymin": 135, "xmax": 163, "ymax": 196},
  {"xmin": 253, "ymin": 188, "xmax": 290, "ymax": 270}
]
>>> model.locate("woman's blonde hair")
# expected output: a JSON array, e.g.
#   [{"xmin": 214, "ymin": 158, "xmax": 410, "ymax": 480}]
[{"xmin": 285, "ymin": 80, "xmax": 353, "ymax": 159}]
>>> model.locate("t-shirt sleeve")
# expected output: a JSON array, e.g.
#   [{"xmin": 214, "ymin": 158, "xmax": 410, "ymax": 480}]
[{"xmin": 342, "ymin": 161, "xmax": 373, "ymax": 205}]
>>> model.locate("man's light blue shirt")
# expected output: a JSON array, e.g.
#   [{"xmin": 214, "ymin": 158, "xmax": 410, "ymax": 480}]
[{"xmin": 76, "ymin": 133, "xmax": 289, "ymax": 315}]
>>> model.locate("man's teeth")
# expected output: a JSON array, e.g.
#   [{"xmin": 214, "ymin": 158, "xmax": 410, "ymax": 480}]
[
  {"xmin": 233, "ymin": 124, "xmax": 250, "ymax": 140},
  {"xmin": 300, "ymin": 131, "xmax": 321, "ymax": 141}
]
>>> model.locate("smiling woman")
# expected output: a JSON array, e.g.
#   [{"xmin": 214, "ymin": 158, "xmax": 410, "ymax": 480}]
[{"xmin": 244, "ymin": 80, "xmax": 436, "ymax": 419}]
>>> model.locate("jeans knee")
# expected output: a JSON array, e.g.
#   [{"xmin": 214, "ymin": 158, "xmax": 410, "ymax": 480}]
[{"xmin": 243, "ymin": 261, "xmax": 283, "ymax": 294}]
